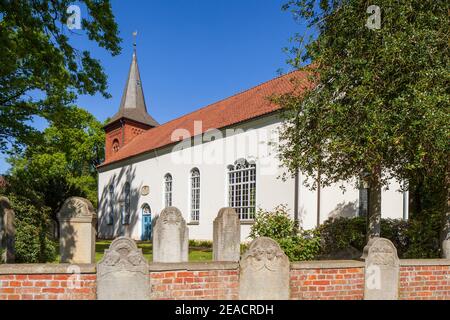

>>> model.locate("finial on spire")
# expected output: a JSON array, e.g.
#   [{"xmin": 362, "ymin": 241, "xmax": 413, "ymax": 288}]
[{"xmin": 132, "ymin": 30, "xmax": 138, "ymax": 52}]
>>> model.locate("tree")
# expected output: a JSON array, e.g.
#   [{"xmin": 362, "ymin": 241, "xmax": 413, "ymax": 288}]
[
  {"xmin": 5, "ymin": 106, "xmax": 105, "ymax": 229},
  {"xmin": 276, "ymin": 1, "xmax": 449, "ymax": 239},
  {"xmin": 0, "ymin": 0, "xmax": 120, "ymax": 151}
]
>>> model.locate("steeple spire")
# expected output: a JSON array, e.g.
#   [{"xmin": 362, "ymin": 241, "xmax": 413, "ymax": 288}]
[{"xmin": 106, "ymin": 36, "xmax": 159, "ymax": 128}]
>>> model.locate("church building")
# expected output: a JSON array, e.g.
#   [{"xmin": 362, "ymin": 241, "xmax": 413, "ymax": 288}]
[{"xmin": 97, "ymin": 50, "xmax": 407, "ymax": 241}]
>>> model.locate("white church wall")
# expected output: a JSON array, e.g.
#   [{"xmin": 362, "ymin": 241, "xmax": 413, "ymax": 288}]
[{"xmin": 98, "ymin": 113, "xmax": 406, "ymax": 241}]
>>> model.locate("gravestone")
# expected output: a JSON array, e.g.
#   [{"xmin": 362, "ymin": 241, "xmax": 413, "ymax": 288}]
[
  {"xmin": 361, "ymin": 237, "xmax": 399, "ymax": 300},
  {"xmin": 0, "ymin": 197, "xmax": 15, "ymax": 263},
  {"xmin": 153, "ymin": 207, "xmax": 189, "ymax": 263},
  {"xmin": 239, "ymin": 237, "xmax": 290, "ymax": 300},
  {"xmin": 57, "ymin": 197, "xmax": 97, "ymax": 264},
  {"xmin": 213, "ymin": 208, "xmax": 240, "ymax": 261},
  {"xmin": 97, "ymin": 237, "xmax": 150, "ymax": 300}
]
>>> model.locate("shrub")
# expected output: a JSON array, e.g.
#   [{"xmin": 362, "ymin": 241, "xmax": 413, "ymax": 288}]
[
  {"xmin": 403, "ymin": 208, "xmax": 442, "ymax": 258},
  {"xmin": 189, "ymin": 239, "xmax": 212, "ymax": 248},
  {"xmin": 380, "ymin": 218, "xmax": 409, "ymax": 257},
  {"xmin": 249, "ymin": 205, "xmax": 321, "ymax": 261},
  {"xmin": 249, "ymin": 205, "xmax": 295, "ymax": 240},
  {"xmin": 318, "ymin": 215, "xmax": 441, "ymax": 259},
  {"xmin": 317, "ymin": 217, "xmax": 367, "ymax": 255},
  {"xmin": 9, "ymin": 195, "xmax": 56, "ymax": 263}
]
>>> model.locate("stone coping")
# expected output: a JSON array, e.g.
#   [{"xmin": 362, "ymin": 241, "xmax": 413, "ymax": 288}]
[
  {"xmin": 399, "ymin": 259, "xmax": 450, "ymax": 266},
  {"xmin": 1, "ymin": 259, "xmax": 448, "ymax": 275},
  {"xmin": 291, "ymin": 260, "xmax": 365, "ymax": 269},
  {"xmin": 0, "ymin": 263, "xmax": 96, "ymax": 275},
  {"xmin": 148, "ymin": 261, "xmax": 239, "ymax": 271}
]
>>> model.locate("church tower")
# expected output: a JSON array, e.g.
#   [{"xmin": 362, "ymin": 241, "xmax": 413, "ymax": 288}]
[{"xmin": 104, "ymin": 47, "xmax": 159, "ymax": 161}]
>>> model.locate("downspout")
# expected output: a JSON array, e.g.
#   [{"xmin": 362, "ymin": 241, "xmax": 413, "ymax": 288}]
[
  {"xmin": 317, "ymin": 169, "xmax": 321, "ymax": 228},
  {"xmin": 294, "ymin": 169, "xmax": 299, "ymax": 232}
]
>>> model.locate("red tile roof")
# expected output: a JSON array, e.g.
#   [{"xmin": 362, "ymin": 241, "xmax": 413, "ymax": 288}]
[{"xmin": 99, "ymin": 69, "xmax": 312, "ymax": 168}]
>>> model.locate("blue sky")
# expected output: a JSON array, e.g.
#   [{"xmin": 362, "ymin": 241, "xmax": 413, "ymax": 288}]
[{"xmin": 0, "ymin": 0, "xmax": 304, "ymax": 173}]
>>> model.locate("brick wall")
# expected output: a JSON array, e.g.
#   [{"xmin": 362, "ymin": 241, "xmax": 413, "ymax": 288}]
[
  {"xmin": 0, "ymin": 264, "xmax": 96, "ymax": 300},
  {"xmin": 399, "ymin": 261, "xmax": 450, "ymax": 300},
  {"xmin": 150, "ymin": 270, "xmax": 239, "ymax": 300},
  {"xmin": 290, "ymin": 261, "xmax": 365, "ymax": 300},
  {"xmin": 1, "ymin": 260, "xmax": 449, "ymax": 300}
]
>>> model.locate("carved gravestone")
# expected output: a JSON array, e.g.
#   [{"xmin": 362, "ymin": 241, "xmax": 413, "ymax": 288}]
[
  {"xmin": 57, "ymin": 197, "xmax": 97, "ymax": 264},
  {"xmin": 153, "ymin": 207, "xmax": 189, "ymax": 263},
  {"xmin": 362, "ymin": 237, "xmax": 400, "ymax": 300},
  {"xmin": 213, "ymin": 208, "xmax": 240, "ymax": 262},
  {"xmin": 239, "ymin": 237, "xmax": 290, "ymax": 300},
  {"xmin": 0, "ymin": 197, "xmax": 15, "ymax": 263},
  {"xmin": 97, "ymin": 237, "xmax": 150, "ymax": 300}
]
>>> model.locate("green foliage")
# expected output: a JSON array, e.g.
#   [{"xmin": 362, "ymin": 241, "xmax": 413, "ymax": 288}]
[
  {"xmin": 0, "ymin": 1, "xmax": 121, "ymax": 151},
  {"xmin": 250, "ymin": 205, "xmax": 295, "ymax": 240},
  {"xmin": 318, "ymin": 216, "xmax": 441, "ymax": 259},
  {"xmin": 277, "ymin": 1, "xmax": 449, "ymax": 240},
  {"xmin": 317, "ymin": 217, "xmax": 367, "ymax": 255},
  {"xmin": 8, "ymin": 195, "xmax": 56, "ymax": 263},
  {"xmin": 189, "ymin": 240, "xmax": 213, "ymax": 248},
  {"xmin": 249, "ymin": 205, "xmax": 321, "ymax": 261},
  {"xmin": 403, "ymin": 209, "xmax": 443, "ymax": 258},
  {"xmin": 6, "ymin": 106, "xmax": 104, "ymax": 222}
]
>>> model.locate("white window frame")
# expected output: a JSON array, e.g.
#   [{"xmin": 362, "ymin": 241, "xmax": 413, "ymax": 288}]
[
  {"xmin": 164, "ymin": 174, "xmax": 173, "ymax": 208},
  {"xmin": 227, "ymin": 158, "xmax": 256, "ymax": 221},
  {"xmin": 190, "ymin": 168, "xmax": 200, "ymax": 222}
]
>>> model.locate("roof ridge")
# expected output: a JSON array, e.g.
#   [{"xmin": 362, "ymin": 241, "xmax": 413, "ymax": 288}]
[{"xmin": 154, "ymin": 69, "xmax": 301, "ymax": 128}]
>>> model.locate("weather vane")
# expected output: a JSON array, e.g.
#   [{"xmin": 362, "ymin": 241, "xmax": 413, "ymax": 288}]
[{"xmin": 133, "ymin": 30, "xmax": 138, "ymax": 48}]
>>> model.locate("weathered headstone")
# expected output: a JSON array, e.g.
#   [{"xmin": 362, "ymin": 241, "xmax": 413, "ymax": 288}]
[
  {"xmin": 213, "ymin": 208, "xmax": 240, "ymax": 262},
  {"xmin": 97, "ymin": 237, "xmax": 150, "ymax": 300},
  {"xmin": 361, "ymin": 237, "xmax": 399, "ymax": 300},
  {"xmin": 239, "ymin": 237, "xmax": 290, "ymax": 300},
  {"xmin": 153, "ymin": 207, "xmax": 188, "ymax": 263},
  {"xmin": 0, "ymin": 197, "xmax": 15, "ymax": 263},
  {"xmin": 57, "ymin": 197, "xmax": 97, "ymax": 264}
]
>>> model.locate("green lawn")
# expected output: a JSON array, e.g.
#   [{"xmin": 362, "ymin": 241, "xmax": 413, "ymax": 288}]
[{"xmin": 95, "ymin": 240, "xmax": 212, "ymax": 263}]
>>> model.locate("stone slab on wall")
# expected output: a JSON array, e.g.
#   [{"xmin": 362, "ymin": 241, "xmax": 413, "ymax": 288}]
[
  {"xmin": 239, "ymin": 237, "xmax": 290, "ymax": 300},
  {"xmin": 0, "ymin": 197, "xmax": 15, "ymax": 263},
  {"xmin": 57, "ymin": 197, "xmax": 97, "ymax": 264},
  {"xmin": 213, "ymin": 208, "xmax": 240, "ymax": 262},
  {"xmin": 362, "ymin": 237, "xmax": 400, "ymax": 300},
  {"xmin": 97, "ymin": 237, "xmax": 150, "ymax": 300},
  {"xmin": 153, "ymin": 207, "xmax": 189, "ymax": 263}
]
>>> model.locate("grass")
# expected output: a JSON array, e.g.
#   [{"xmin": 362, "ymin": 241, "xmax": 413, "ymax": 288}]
[{"xmin": 94, "ymin": 240, "xmax": 212, "ymax": 263}]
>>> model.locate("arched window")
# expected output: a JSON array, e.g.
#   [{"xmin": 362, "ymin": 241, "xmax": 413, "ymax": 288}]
[
  {"xmin": 112, "ymin": 139, "xmax": 120, "ymax": 153},
  {"xmin": 190, "ymin": 168, "xmax": 200, "ymax": 222},
  {"xmin": 121, "ymin": 182, "xmax": 131, "ymax": 225},
  {"xmin": 164, "ymin": 174, "xmax": 173, "ymax": 207},
  {"xmin": 228, "ymin": 159, "xmax": 256, "ymax": 220},
  {"xmin": 107, "ymin": 184, "xmax": 114, "ymax": 225}
]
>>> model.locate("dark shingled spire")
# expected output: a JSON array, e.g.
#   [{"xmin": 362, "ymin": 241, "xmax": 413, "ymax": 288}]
[{"xmin": 106, "ymin": 49, "xmax": 159, "ymax": 127}]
